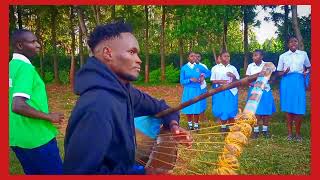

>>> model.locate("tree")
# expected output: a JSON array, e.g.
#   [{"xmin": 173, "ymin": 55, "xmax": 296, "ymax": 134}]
[
  {"xmin": 92, "ymin": 5, "xmax": 101, "ymax": 25},
  {"xmin": 160, "ymin": 6, "xmax": 166, "ymax": 82},
  {"xmin": 242, "ymin": 6, "xmax": 258, "ymax": 72},
  {"xmin": 50, "ymin": 6, "xmax": 60, "ymax": 84},
  {"xmin": 9, "ymin": 6, "xmax": 16, "ymax": 33},
  {"xmin": 69, "ymin": 6, "xmax": 76, "ymax": 89},
  {"xmin": 144, "ymin": 5, "xmax": 150, "ymax": 83},
  {"xmin": 291, "ymin": 5, "xmax": 304, "ymax": 50},
  {"xmin": 17, "ymin": 6, "xmax": 23, "ymax": 29}
]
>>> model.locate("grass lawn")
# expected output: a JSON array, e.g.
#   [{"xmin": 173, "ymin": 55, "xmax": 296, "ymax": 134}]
[{"xmin": 9, "ymin": 84, "xmax": 310, "ymax": 175}]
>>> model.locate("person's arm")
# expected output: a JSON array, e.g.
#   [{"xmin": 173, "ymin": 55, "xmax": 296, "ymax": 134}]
[
  {"xmin": 199, "ymin": 64, "xmax": 211, "ymax": 78},
  {"xmin": 303, "ymin": 51, "xmax": 311, "ymax": 74},
  {"xmin": 12, "ymin": 97, "xmax": 63, "ymax": 123},
  {"xmin": 210, "ymin": 67, "xmax": 227, "ymax": 84},
  {"xmin": 180, "ymin": 66, "xmax": 199, "ymax": 85},
  {"xmin": 11, "ymin": 64, "xmax": 63, "ymax": 123},
  {"xmin": 276, "ymin": 54, "xmax": 290, "ymax": 77},
  {"xmin": 131, "ymin": 87, "xmax": 179, "ymax": 129},
  {"xmin": 64, "ymin": 110, "xmax": 115, "ymax": 174}
]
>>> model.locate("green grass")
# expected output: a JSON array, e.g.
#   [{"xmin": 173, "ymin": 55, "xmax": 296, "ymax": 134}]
[{"xmin": 9, "ymin": 84, "xmax": 310, "ymax": 175}]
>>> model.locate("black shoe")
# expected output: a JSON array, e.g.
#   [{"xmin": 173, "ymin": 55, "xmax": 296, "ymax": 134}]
[
  {"xmin": 295, "ymin": 135, "xmax": 303, "ymax": 142},
  {"xmin": 252, "ymin": 132, "xmax": 260, "ymax": 139},
  {"xmin": 262, "ymin": 131, "xmax": 271, "ymax": 138},
  {"xmin": 286, "ymin": 134, "xmax": 294, "ymax": 141},
  {"xmin": 220, "ymin": 128, "xmax": 227, "ymax": 133},
  {"xmin": 194, "ymin": 126, "xmax": 200, "ymax": 132}
]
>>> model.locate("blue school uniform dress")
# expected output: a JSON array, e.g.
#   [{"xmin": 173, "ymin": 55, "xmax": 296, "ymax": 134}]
[
  {"xmin": 305, "ymin": 72, "xmax": 310, "ymax": 89},
  {"xmin": 197, "ymin": 62, "xmax": 211, "ymax": 113},
  {"xmin": 246, "ymin": 61, "xmax": 276, "ymax": 115},
  {"xmin": 180, "ymin": 62, "xmax": 203, "ymax": 114},
  {"xmin": 210, "ymin": 64, "xmax": 239, "ymax": 121},
  {"xmin": 277, "ymin": 50, "xmax": 311, "ymax": 115}
]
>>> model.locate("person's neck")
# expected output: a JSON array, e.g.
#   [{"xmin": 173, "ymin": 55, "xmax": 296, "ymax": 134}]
[
  {"xmin": 13, "ymin": 51, "xmax": 30, "ymax": 59},
  {"xmin": 290, "ymin": 49, "xmax": 297, "ymax": 52},
  {"xmin": 222, "ymin": 63, "xmax": 228, "ymax": 66},
  {"xmin": 255, "ymin": 61, "xmax": 262, "ymax": 66}
]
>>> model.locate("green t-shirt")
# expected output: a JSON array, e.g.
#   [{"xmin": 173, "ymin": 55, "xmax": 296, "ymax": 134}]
[{"xmin": 9, "ymin": 58, "xmax": 58, "ymax": 149}]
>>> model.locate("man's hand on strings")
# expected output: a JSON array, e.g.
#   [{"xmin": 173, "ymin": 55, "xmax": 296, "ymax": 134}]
[{"xmin": 169, "ymin": 120, "xmax": 193, "ymax": 148}]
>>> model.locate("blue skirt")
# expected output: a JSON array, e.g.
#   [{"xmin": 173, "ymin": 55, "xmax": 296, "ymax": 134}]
[
  {"xmin": 280, "ymin": 73, "xmax": 306, "ymax": 115},
  {"xmin": 247, "ymin": 87, "xmax": 276, "ymax": 115},
  {"xmin": 181, "ymin": 86, "xmax": 202, "ymax": 114},
  {"xmin": 305, "ymin": 73, "xmax": 310, "ymax": 89},
  {"xmin": 200, "ymin": 88, "xmax": 207, "ymax": 113},
  {"xmin": 211, "ymin": 85, "xmax": 238, "ymax": 121}
]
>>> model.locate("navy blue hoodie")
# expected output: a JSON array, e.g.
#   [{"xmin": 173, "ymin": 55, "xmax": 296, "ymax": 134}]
[{"xmin": 63, "ymin": 57, "xmax": 179, "ymax": 174}]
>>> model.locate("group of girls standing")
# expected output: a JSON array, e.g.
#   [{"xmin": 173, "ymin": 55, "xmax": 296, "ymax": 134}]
[{"xmin": 180, "ymin": 36, "xmax": 310, "ymax": 142}]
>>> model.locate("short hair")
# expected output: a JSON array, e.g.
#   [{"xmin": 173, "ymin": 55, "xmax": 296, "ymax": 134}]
[
  {"xmin": 87, "ymin": 21, "xmax": 133, "ymax": 51},
  {"xmin": 11, "ymin": 29, "xmax": 33, "ymax": 46},
  {"xmin": 220, "ymin": 50, "xmax": 229, "ymax": 56},
  {"xmin": 253, "ymin": 49, "xmax": 264, "ymax": 56},
  {"xmin": 287, "ymin": 35, "xmax": 298, "ymax": 43}
]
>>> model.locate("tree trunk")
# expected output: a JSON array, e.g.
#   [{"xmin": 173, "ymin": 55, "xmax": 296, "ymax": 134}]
[
  {"xmin": 144, "ymin": 5, "xmax": 150, "ymax": 83},
  {"xmin": 291, "ymin": 5, "xmax": 304, "ymax": 50},
  {"xmin": 50, "ymin": 7, "xmax": 60, "ymax": 84},
  {"xmin": 76, "ymin": 6, "xmax": 92, "ymax": 56},
  {"xmin": 17, "ymin": 6, "xmax": 23, "ymax": 29},
  {"xmin": 283, "ymin": 5, "xmax": 289, "ymax": 50},
  {"xmin": 223, "ymin": 17, "xmax": 228, "ymax": 52},
  {"xmin": 35, "ymin": 14, "xmax": 44, "ymax": 78},
  {"xmin": 243, "ymin": 6, "xmax": 249, "ymax": 73},
  {"xmin": 179, "ymin": 38, "xmax": 184, "ymax": 67},
  {"xmin": 69, "ymin": 6, "xmax": 76, "ymax": 89},
  {"xmin": 160, "ymin": 6, "xmax": 166, "ymax": 82},
  {"xmin": 112, "ymin": 5, "xmax": 116, "ymax": 20},
  {"xmin": 9, "ymin": 6, "xmax": 16, "ymax": 33},
  {"xmin": 92, "ymin": 5, "xmax": 101, "ymax": 25},
  {"xmin": 79, "ymin": 23, "xmax": 84, "ymax": 67}
]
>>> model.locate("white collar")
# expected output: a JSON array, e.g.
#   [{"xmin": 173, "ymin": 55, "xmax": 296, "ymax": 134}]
[
  {"xmin": 12, "ymin": 53, "xmax": 32, "ymax": 65},
  {"xmin": 288, "ymin": 50, "xmax": 301, "ymax": 54},
  {"xmin": 219, "ymin": 63, "xmax": 230, "ymax": 67},
  {"xmin": 187, "ymin": 62, "xmax": 195, "ymax": 69},
  {"xmin": 253, "ymin": 60, "xmax": 265, "ymax": 67}
]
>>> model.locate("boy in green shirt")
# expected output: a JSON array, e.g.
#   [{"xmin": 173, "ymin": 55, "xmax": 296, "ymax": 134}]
[{"xmin": 9, "ymin": 29, "xmax": 64, "ymax": 174}]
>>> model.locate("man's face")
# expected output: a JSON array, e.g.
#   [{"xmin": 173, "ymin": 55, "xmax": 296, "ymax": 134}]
[
  {"xmin": 105, "ymin": 33, "xmax": 142, "ymax": 83},
  {"xmin": 17, "ymin": 32, "xmax": 41, "ymax": 58},
  {"xmin": 288, "ymin": 38, "xmax": 298, "ymax": 52},
  {"xmin": 252, "ymin": 52, "xmax": 262, "ymax": 64},
  {"xmin": 188, "ymin": 53, "xmax": 196, "ymax": 63}
]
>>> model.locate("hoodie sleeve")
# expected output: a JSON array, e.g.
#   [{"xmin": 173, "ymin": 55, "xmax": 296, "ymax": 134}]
[
  {"xmin": 130, "ymin": 87, "xmax": 179, "ymax": 129},
  {"xmin": 64, "ymin": 108, "xmax": 146, "ymax": 174},
  {"xmin": 64, "ymin": 110, "xmax": 114, "ymax": 174}
]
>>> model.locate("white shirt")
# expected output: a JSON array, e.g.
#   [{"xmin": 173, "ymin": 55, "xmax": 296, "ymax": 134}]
[
  {"xmin": 187, "ymin": 62, "xmax": 195, "ymax": 69},
  {"xmin": 210, "ymin": 63, "xmax": 240, "ymax": 95},
  {"xmin": 277, "ymin": 50, "xmax": 311, "ymax": 74},
  {"xmin": 246, "ymin": 61, "xmax": 272, "ymax": 91}
]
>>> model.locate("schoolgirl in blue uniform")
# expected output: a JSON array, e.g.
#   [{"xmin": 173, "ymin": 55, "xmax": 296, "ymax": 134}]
[
  {"xmin": 195, "ymin": 53, "xmax": 211, "ymax": 123},
  {"xmin": 246, "ymin": 49, "xmax": 276, "ymax": 138},
  {"xmin": 180, "ymin": 52, "xmax": 209, "ymax": 130},
  {"xmin": 277, "ymin": 36, "xmax": 311, "ymax": 142},
  {"xmin": 210, "ymin": 51, "xmax": 240, "ymax": 132}
]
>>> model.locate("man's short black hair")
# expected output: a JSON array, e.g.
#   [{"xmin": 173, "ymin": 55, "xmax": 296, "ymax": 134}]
[
  {"xmin": 11, "ymin": 29, "xmax": 33, "ymax": 46},
  {"xmin": 88, "ymin": 21, "xmax": 133, "ymax": 52},
  {"xmin": 254, "ymin": 49, "xmax": 264, "ymax": 56}
]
